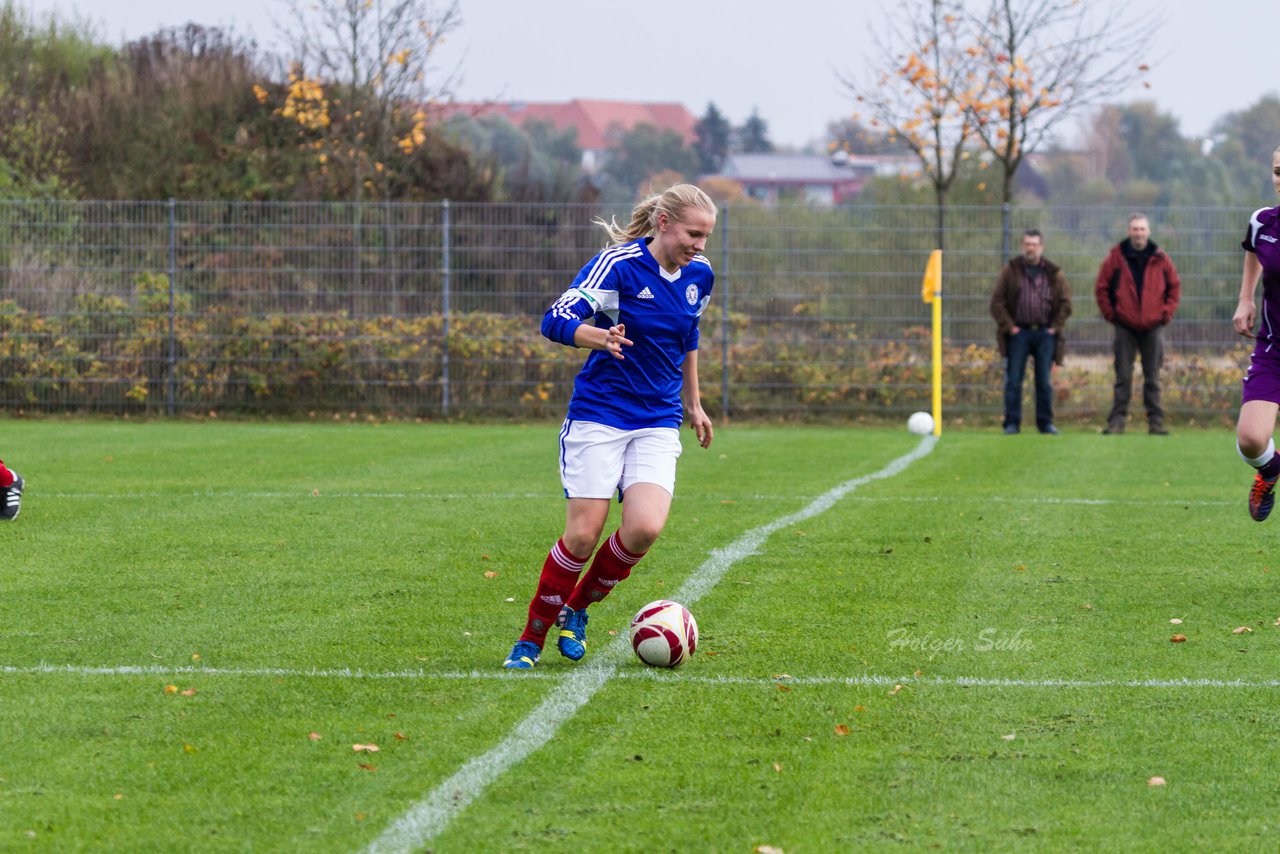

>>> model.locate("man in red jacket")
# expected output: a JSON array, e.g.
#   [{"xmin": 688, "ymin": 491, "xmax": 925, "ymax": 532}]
[{"xmin": 1094, "ymin": 214, "xmax": 1181, "ymax": 435}]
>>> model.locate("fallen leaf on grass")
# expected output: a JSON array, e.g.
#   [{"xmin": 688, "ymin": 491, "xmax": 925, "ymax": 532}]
[
  {"xmin": 358, "ymin": 763, "xmax": 377, "ymax": 772},
  {"xmin": 393, "ymin": 732, "xmax": 408, "ymax": 741},
  {"xmin": 1233, "ymin": 626, "xmax": 1253, "ymax": 634},
  {"xmin": 914, "ymin": 669, "xmax": 923, "ymax": 677},
  {"xmin": 772, "ymin": 674, "xmax": 793, "ymax": 681},
  {"xmin": 1170, "ymin": 634, "xmax": 1187, "ymax": 643},
  {"xmin": 114, "ymin": 793, "xmax": 124, "ymax": 800},
  {"xmin": 483, "ymin": 571, "xmax": 498, "ymax": 579},
  {"xmin": 834, "ymin": 724, "xmax": 850, "ymax": 736},
  {"xmin": 755, "ymin": 846, "xmax": 785, "ymax": 854},
  {"xmin": 1014, "ymin": 564, "xmax": 1027, "ymax": 572},
  {"xmin": 777, "ymin": 684, "xmax": 791, "ymax": 693},
  {"xmin": 772, "ymin": 762, "xmax": 783, "ymax": 773},
  {"xmin": 889, "ymin": 684, "xmax": 904, "ymax": 696},
  {"xmin": 163, "ymin": 685, "xmax": 178, "ymax": 694},
  {"xmin": 1001, "ymin": 733, "xmax": 1016, "ymax": 741},
  {"xmin": 180, "ymin": 688, "xmax": 197, "ymax": 697},
  {"xmin": 183, "ymin": 744, "xmax": 197, "ymax": 754},
  {"xmin": 311, "ymin": 489, "xmax": 320, "ymax": 497},
  {"xmin": 1169, "ymin": 618, "xmax": 1182, "ymax": 625},
  {"xmin": 191, "ymin": 653, "xmax": 200, "ymax": 661},
  {"xmin": 309, "ymin": 732, "xmax": 322, "ymax": 741},
  {"xmin": 352, "ymin": 744, "xmax": 380, "ymax": 753},
  {"xmin": 1148, "ymin": 776, "xmax": 1166, "ymax": 786}
]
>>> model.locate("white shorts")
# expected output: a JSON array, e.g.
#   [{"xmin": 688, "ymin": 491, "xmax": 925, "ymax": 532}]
[{"xmin": 558, "ymin": 419, "xmax": 683, "ymax": 500}]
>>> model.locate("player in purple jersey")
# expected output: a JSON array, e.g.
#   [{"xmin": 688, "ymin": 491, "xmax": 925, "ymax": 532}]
[
  {"xmin": 1232, "ymin": 146, "xmax": 1280, "ymax": 521},
  {"xmin": 504, "ymin": 184, "xmax": 716, "ymax": 669}
]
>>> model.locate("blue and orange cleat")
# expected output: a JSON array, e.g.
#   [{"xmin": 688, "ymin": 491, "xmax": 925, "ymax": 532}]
[
  {"xmin": 557, "ymin": 607, "xmax": 589, "ymax": 661},
  {"xmin": 503, "ymin": 640, "xmax": 541, "ymax": 669},
  {"xmin": 1250, "ymin": 472, "xmax": 1278, "ymax": 522}
]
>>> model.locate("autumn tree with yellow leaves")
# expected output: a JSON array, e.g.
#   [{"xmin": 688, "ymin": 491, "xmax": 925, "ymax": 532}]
[
  {"xmin": 967, "ymin": 0, "xmax": 1152, "ymax": 208},
  {"xmin": 274, "ymin": 0, "xmax": 462, "ymax": 201},
  {"xmin": 841, "ymin": 0, "xmax": 984, "ymax": 248},
  {"xmin": 843, "ymin": 0, "xmax": 1152, "ymax": 248}
]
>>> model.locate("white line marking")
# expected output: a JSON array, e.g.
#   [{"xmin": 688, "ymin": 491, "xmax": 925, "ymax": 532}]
[
  {"xmin": 6, "ymin": 663, "xmax": 1280, "ymax": 690},
  {"xmin": 39, "ymin": 491, "xmax": 1234, "ymax": 508},
  {"xmin": 363, "ymin": 435, "xmax": 938, "ymax": 854}
]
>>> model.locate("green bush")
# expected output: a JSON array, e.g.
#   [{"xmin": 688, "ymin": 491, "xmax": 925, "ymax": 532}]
[{"xmin": 0, "ymin": 273, "xmax": 1242, "ymax": 424}]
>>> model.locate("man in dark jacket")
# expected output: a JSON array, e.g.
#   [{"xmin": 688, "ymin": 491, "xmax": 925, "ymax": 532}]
[
  {"xmin": 1094, "ymin": 214, "xmax": 1181, "ymax": 434},
  {"xmin": 990, "ymin": 229, "xmax": 1073, "ymax": 434}
]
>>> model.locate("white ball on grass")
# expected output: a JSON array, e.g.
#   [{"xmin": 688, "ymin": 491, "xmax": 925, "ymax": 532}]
[{"xmin": 907, "ymin": 411, "xmax": 934, "ymax": 435}]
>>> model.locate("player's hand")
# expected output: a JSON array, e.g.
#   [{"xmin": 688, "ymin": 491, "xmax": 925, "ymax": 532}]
[
  {"xmin": 604, "ymin": 323, "xmax": 632, "ymax": 359},
  {"xmin": 1234, "ymin": 301, "xmax": 1257, "ymax": 338},
  {"xmin": 688, "ymin": 406, "xmax": 713, "ymax": 449}
]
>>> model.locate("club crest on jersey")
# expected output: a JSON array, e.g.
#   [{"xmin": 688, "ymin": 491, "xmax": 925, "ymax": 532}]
[{"xmin": 686, "ymin": 284, "xmax": 699, "ymax": 305}]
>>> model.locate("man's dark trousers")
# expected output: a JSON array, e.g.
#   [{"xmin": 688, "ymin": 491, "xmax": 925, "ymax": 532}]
[
  {"xmin": 1004, "ymin": 327, "xmax": 1056, "ymax": 430},
  {"xmin": 1107, "ymin": 324, "xmax": 1164, "ymax": 429}
]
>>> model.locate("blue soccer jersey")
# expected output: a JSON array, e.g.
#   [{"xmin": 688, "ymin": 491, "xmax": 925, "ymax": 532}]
[{"xmin": 542, "ymin": 238, "xmax": 714, "ymax": 429}]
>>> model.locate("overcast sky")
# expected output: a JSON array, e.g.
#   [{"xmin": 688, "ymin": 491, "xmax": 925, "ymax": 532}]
[{"xmin": 22, "ymin": 0, "xmax": 1279, "ymax": 150}]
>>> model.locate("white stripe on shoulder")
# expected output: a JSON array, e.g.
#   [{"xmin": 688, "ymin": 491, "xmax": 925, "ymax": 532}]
[
  {"xmin": 689, "ymin": 253, "xmax": 714, "ymax": 271},
  {"xmin": 1250, "ymin": 206, "xmax": 1272, "ymax": 249},
  {"xmin": 580, "ymin": 243, "xmax": 644, "ymax": 291}
]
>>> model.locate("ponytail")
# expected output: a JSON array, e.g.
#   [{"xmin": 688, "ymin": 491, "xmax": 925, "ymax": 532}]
[{"xmin": 595, "ymin": 183, "xmax": 716, "ymax": 245}]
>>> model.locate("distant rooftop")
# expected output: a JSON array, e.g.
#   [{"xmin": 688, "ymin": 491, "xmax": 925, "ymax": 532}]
[{"xmin": 435, "ymin": 98, "xmax": 698, "ymax": 150}]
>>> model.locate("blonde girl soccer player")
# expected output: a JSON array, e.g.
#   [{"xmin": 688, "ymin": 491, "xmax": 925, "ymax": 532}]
[
  {"xmin": 1234, "ymin": 146, "xmax": 1280, "ymax": 521},
  {"xmin": 504, "ymin": 184, "xmax": 716, "ymax": 668}
]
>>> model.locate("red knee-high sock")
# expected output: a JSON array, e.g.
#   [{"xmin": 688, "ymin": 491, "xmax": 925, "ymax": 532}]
[
  {"xmin": 0, "ymin": 461, "xmax": 12, "ymax": 488},
  {"xmin": 519, "ymin": 539, "xmax": 589, "ymax": 646},
  {"xmin": 566, "ymin": 531, "xmax": 645, "ymax": 610}
]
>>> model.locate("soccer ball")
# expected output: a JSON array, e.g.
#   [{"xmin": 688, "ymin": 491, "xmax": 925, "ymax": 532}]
[
  {"xmin": 629, "ymin": 600, "xmax": 698, "ymax": 668},
  {"xmin": 907, "ymin": 411, "xmax": 934, "ymax": 435}
]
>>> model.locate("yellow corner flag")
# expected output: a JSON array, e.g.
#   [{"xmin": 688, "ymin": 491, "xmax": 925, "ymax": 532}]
[
  {"xmin": 921, "ymin": 250, "xmax": 942, "ymax": 435},
  {"xmin": 922, "ymin": 249, "xmax": 942, "ymax": 304}
]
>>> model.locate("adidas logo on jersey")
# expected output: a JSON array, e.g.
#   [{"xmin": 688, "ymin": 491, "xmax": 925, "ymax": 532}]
[
  {"xmin": 637, "ymin": 287, "xmax": 655, "ymax": 299},
  {"xmin": 539, "ymin": 594, "xmax": 564, "ymax": 606},
  {"xmin": 1262, "ymin": 234, "xmax": 1279, "ymax": 244}
]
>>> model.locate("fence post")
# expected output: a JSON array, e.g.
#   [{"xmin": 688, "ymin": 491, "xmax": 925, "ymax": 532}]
[
  {"xmin": 1001, "ymin": 202, "xmax": 1011, "ymax": 261},
  {"xmin": 441, "ymin": 198, "xmax": 451, "ymax": 416},
  {"xmin": 166, "ymin": 198, "xmax": 177, "ymax": 416},
  {"xmin": 386, "ymin": 198, "xmax": 398, "ymax": 317},
  {"xmin": 719, "ymin": 202, "xmax": 730, "ymax": 421}
]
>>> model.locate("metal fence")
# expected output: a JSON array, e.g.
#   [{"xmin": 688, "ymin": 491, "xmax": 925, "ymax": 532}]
[{"xmin": 0, "ymin": 200, "xmax": 1255, "ymax": 423}]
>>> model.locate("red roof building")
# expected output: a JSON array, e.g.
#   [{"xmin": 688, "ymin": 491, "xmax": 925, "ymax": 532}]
[{"xmin": 435, "ymin": 98, "xmax": 698, "ymax": 173}]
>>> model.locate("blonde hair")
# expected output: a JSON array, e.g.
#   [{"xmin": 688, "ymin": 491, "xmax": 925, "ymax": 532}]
[{"xmin": 595, "ymin": 183, "xmax": 716, "ymax": 245}]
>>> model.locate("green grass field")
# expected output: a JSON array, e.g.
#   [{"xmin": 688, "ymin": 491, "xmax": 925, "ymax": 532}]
[{"xmin": 3, "ymin": 419, "xmax": 1278, "ymax": 852}]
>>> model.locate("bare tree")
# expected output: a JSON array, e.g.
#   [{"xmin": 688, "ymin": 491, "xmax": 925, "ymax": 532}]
[
  {"xmin": 967, "ymin": 0, "xmax": 1154, "ymax": 206},
  {"xmin": 276, "ymin": 0, "xmax": 461, "ymax": 201},
  {"xmin": 840, "ymin": 0, "xmax": 984, "ymax": 248}
]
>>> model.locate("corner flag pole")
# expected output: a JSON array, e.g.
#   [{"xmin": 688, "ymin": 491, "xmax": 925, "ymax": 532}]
[{"xmin": 921, "ymin": 250, "xmax": 942, "ymax": 436}]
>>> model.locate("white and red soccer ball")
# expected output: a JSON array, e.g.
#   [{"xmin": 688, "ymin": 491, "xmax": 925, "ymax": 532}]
[{"xmin": 629, "ymin": 599, "xmax": 698, "ymax": 668}]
